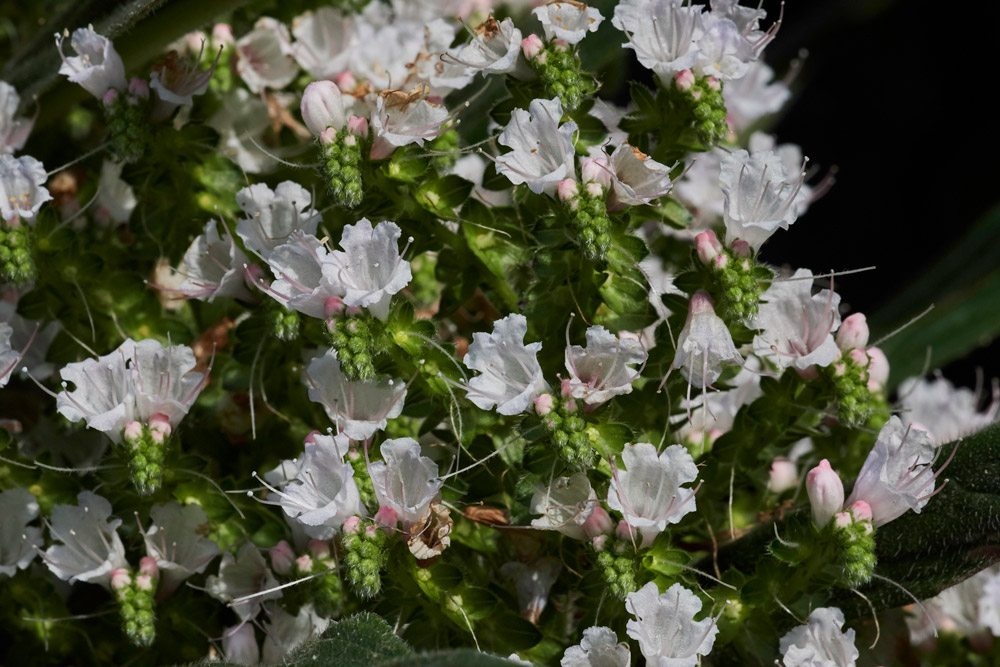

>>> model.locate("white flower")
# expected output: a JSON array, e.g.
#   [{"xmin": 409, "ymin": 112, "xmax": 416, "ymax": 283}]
[
  {"xmin": 674, "ymin": 361, "xmax": 762, "ymax": 442},
  {"xmin": 223, "ymin": 623, "xmax": 260, "ymax": 665},
  {"xmin": 720, "ymin": 148, "xmax": 808, "ymax": 251},
  {"xmin": 348, "ymin": 14, "xmax": 424, "ymax": 90},
  {"xmin": 613, "ymin": 0, "xmax": 704, "ymax": 83},
  {"xmin": 325, "ymin": 218, "xmax": 412, "ymax": 320},
  {"xmin": 95, "ymin": 160, "xmax": 136, "ymax": 224},
  {"xmin": 694, "ymin": 13, "xmax": 756, "ymax": 81},
  {"xmin": 300, "ymin": 80, "xmax": 346, "ymax": 138},
  {"xmin": 530, "ymin": 472, "xmax": 596, "ymax": 540},
  {"xmin": 723, "ymin": 61, "xmax": 790, "ymax": 132},
  {"xmin": 609, "ymin": 443, "xmax": 699, "ymax": 544},
  {"xmin": 625, "ymin": 582, "xmax": 718, "ymax": 667},
  {"xmin": 464, "ymin": 313, "xmax": 549, "ymax": 415},
  {"xmin": 235, "ymin": 17, "xmax": 298, "ymax": 93},
  {"xmin": 150, "ymin": 46, "xmax": 219, "ymax": 120},
  {"xmin": 845, "ymin": 416, "xmax": 940, "ymax": 527},
  {"xmin": 257, "ymin": 232, "xmax": 341, "ymax": 319},
  {"xmin": 261, "ymin": 604, "xmax": 330, "ymax": 664},
  {"xmin": 533, "ymin": 2, "xmax": 604, "ymax": 45},
  {"xmin": 673, "ymin": 291, "xmax": 742, "ymax": 388},
  {"xmin": 501, "ymin": 558, "xmax": 561, "ymax": 624},
  {"xmin": 0, "ymin": 82, "xmax": 35, "ymax": 154},
  {"xmin": 0, "ymin": 322, "xmax": 21, "ymax": 388},
  {"xmin": 304, "ymin": 349, "xmax": 407, "ymax": 440},
  {"xmin": 142, "ymin": 502, "xmax": 220, "ymax": 597},
  {"xmin": 564, "ymin": 325, "xmax": 645, "ymax": 404},
  {"xmin": 899, "ymin": 375, "xmax": 999, "ymax": 445},
  {"xmin": 54, "ymin": 28, "xmax": 127, "ymax": 99},
  {"xmin": 43, "ymin": 491, "xmax": 127, "ymax": 587},
  {"xmin": 751, "ymin": 269, "xmax": 841, "ymax": 371},
  {"xmin": 607, "ymin": 143, "xmax": 673, "ymax": 209},
  {"xmin": 369, "ymin": 437, "xmax": 442, "ymax": 528},
  {"xmin": 0, "ymin": 299, "xmax": 57, "ymax": 382},
  {"xmin": 289, "ymin": 8, "xmax": 354, "ymax": 80},
  {"xmin": 747, "ymin": 132, "xmax": 814, "ymax": 216},
  {"xmin": 561, "ymin": 626, "xmax": 630, "ymax": 667},
  {"xmin": 494, "ymin": 97, "xmax": 578, "ymax": 195},
  {"xmin": 412, "ymin": 20, "xmax": 475, "ymax": 96},
  {"xmin": 208, "ymin": 88, "xmax": 276, "ymax": 174},
  {"xmin": 0, "ymin": 488, "xmax": 43, "ymax": 577},
  {"xmin": 779, "ymin": 607, "xmax": 858, "ymax": 667},
  {"xmin": 906, "ymin": 565, "xmax": 1000, "ymax": 644},
  {"xmin": 174, "ymin": 219, "xmax": 252, "ymax": 302},
  {"xmin": 268, "ymin": 437, "xmax": 363, "ymax": 539},
  {"xmin": 370, "ymin": 90, "xmax": 452, "ymax": 160},
  {"xmin": 589, "ymin": 99, "xmax": 631, "ymax": 147},
  {"xmin": 236, "ymin": 181, "xmax": 320, "ymax": 262},
  {"xmin": 453, "ymin": 16, "xmax": 523, "ymax": 75},
  {"xmin": 206, "ymin": 543, "xmax": 281, "ymax": 621},
  {"xmin": 674, "ymin": 147, "xmax": 726, "ymax": 226},
  {"xmin": 0, "ymin": 154, "xmax": 52, "ymax": 221}
]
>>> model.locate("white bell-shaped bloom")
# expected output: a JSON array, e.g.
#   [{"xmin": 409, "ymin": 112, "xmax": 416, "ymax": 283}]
[
  {"xmin": 54, "ymin": 28, "xmax": 127, "ymax": 98},
  {"xmin": 324, "ymin": 218, "xmax": 412, "ymax": 320},
  {"xmin": 0, "ymin": 322, "xmax": 21, "ymax": 388},
  {"xmin": 95, "ymin": 160, "xmax": 137, "ymax": 225},
  {"xmin": 304, "ymin": 349, "xmax": 407, "ymax": 440},
  {"xmin": 131, "ymin": 338, "xmax": 207, "ymax": 427},
  {"xmin": 501, "ymin": 558, "xmax": 562, "ymax": 624},
  {"xmin": 236, "ymin": 181, "xmax": 320, "ymax": 262},
  {"xmin": 369, "ymin": 437, "xmax": 442, "ymax": 528},
  {"xmin": 779, "ymin": 607, "xmax": 858, "ymax": 667},
  {"xmin": 673, "ymin": 291, "xmax": 742, "ymax": 388},
  {"xmin": 289, "ymin": 8, "xmax": 354, "ymax": 80},
  {"xmin": 723, "ymin": 61, "xmax": 790, "ymax": 132},
  {"xmin": 223, "ymin": 623, "xmax": 261, "ymax": 665},
  {"xmin": 625, "ymin": 582, "xmax": 718, "ymax": 666},
  {"xmin": 533, "ymin": 2, "xmax": 604, "ymax": 44},
  {"xmin": 235, "ymin": 17, "xmax": 298, "ymax": 93},
  {"xmin": 453, "ymin": 16, "xmax": 522, "ymax": 75},
  {"xmin": 150, "ymin": 46, "xmax": 219, "ymax": 120},
  {"xmin": 608, "ymin": 443, "xmax": 699, "ymax": 543},
  {"xmin": 208, "ymin": 88, "xmax": 276, "ymax": 174},
  {"xmin": 206, "ymin": 543, "xmax": 281, "ymax": 621},
  {"xmin": 261, "ymin": 603, "xmax": 330, "ymax": 664},
  {"xmin": 751, "ymin": 269, "xmax": 841, "ymax": 371},
  {"xmin": 530, "ymin": 472, "xmax": 596, "ymax": 540},
  {"xmin": 348, "ymin": 15, "xmax": 424, "ymax": 91},
  {"xmin": 561, "ymin": 626, "xmax": 630, "ymax": 667},
  {"xmin": 43, "ymin": 492, "xmax": 127, "ymax": 587},
  {"xmin": 0, "ymin": 82, "xmax": 35, "ymax": 154},
  {"xmin": 260, "ymin": 232, "xmax": 342, "ymax": 319},
  {"xmin": 694, "ymin": 13, "xmax": 756, "ymax": 81},
  {"xmin": 845, "ymin": 416, "xmax": 941, "ymax": 527},
  {"xmin": 607, "ymin": 143, "xmax": 673, "ymax": 208},
  {"xmin": 464, "ymin": 313, "xmax": 549, "ymax": 415},
  {"xmin": 143, "ymin": 501, "xmax": 221, "ymax": 596},
  {"xmin": 370, "ymin": 90, "xmax": 451, "ymax": 160},
  {"xmin": 0, "ymin": 154, "xmax": 51, "ymax": 221},
  {"xmin": 175, "ymin": 219, "xmax": 252, "ymax": 302},
  {"xmin": 906, "ymin": 565, "xmax": 1000, "ymax": 645},
  {"xmin": 900, "ymin": 375, "xmax": 999, "ymax": 445},
  {"xmin": 674, "ymin": 147, "xmax": 725, "ymax": 226},
  {"xmin": 494, "ymin": 97, "xmax": 577, "ymax": 195},
  {"xmin": 613, "ymin": 0, "xmax": 704, "ymax": 83},
  {"xmin": 0, "ymin": 487, "xmax": 43, "ymax": 577},
  {"xmin": 412, "ymin": 20, "xmax": 475, "ymax": 96},
  {"xmin": 720, "ymin": 148, "xmax": 808, "ymax": 251},
  {"xmin": 564, "ymin": 325, "xmax": 645, "ymax": 405}
]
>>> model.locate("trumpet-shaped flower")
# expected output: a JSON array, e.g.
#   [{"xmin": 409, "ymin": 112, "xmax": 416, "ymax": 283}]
[
  {"xmin": 0, "ymin": 154, "xmax": 51, "ymax": 221},
  {"xmin": 0, "ymin": 488, "xmax": 43, "ymax": 577},
  {"xmin": 530, "ymin": 472, "xmax": 596, "ymax": 540},
  {"xmin": 43, "ymin": 491, "xmax": 128, "ymax": 587},
  {"xmin": 259, "ymin": 232, "xmax": 341, "ymax": 318},
  {"xmin": 561, "ymin": 626, "xmax": 630, "ymax": 667},
  {"xmin": 607, "ymin": 143, "xmax": 673, "ymax": 209},
  {"xmin": 723, "ymin": 61, "xmax": 790, "ymax": 132},
  {"xmin": 501, "ymin": 558, "xmax": 562, "ymax": 624},
  {"xmin": 494, "ymin": 97, "xmax": 578, "ymax": 195},
  {"xmin": 95, "ymin": 160, "xmax": 137, "ymax": 225},
  {"xmin": 453, "ymin": 16, "xmax": 522, "ymax": 75},
  {"xmin": 564, "ymin": 325, "xmax": 646, "ymax": 404},
  {"xmin": 751, "ymin": 269, "xmax": 841, "ymax": 371},
  {"xmin": 261, "ymin": 604, "xmax": 330, "ymax": 664},
  {"xmin": 673, "ymin": 291, "xmax": 742, "ymax": 388},
  {"xmin": 613, "ymin": 0, "xmax": 703, "ymax": 83},
  {"xmin": 720, "ymin": 148, "xmax": 808, "ymax": 251},
  {"xmin": 150, "ymin": 46, "xmax": 219, "ymax": 120},
  {"xmin": 845, "ymin": 416, "xmax": 942, "ymax": 527},
  {"xmin": 900, "ymin": 375, "xmax": 999, "ymax": 445},
  {"xmin": 694, "ymin": 13, "xmax": 756, "ymax": 81},
  {"xmin": 143, "ymin": 501, "xmax": 221, "ymax": 596},
  {"xmin": 370, "ymin": 90, "xmax": 452, "ymax": 160},
  {"xmin": 368, "ymin": 437, "xmax": 442, "ymax": 529},
  {"xmin": 55, "ymin": 28, "xmax": 127, "ymax": 99},
  {"xmin": 779, "ymin": 607, "xmax": 858, "ymax": 667},
  {"xmin": 533, "ymin": 2, "xmax": 604, "ymax": 45},
  {"xmin": 236, "ymin": 181, "xmax": 320, "ymax": 262},
  {"xmin": 625, "ymin": 582, "xmax": 718, "ymax": 666},
  {"xmin": 0, "ymin": 82, "xmax": 35, "ymax": 154},
  {"xmin": 608, "ymin": 443, "xmax": 699, "ymax": 544},
  {"xmin": 174, "ymin": 219, "xmax": 252, "ymax": 302},
  {"xmin": 206, "ymin": 543, "xmax": 281, "ymax": 621},
  {"xmin": 235, "ymin": 17, "xmax": 298, "ymax": 93},
  {"xmin": 324, "ymin": 218, "xmax": 412, "ymax": 320},
  {"xmin": 288, "ymin": 8, "xmax": 354, "ymax": 80},
  {"xmin": 464, "ymin": 313, "xmax": 549, "ymax": 415}
]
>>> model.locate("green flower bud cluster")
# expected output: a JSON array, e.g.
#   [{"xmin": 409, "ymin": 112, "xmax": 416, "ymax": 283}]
[
  {"xmin": 114, "ymin": 572, "xmax": 157, "ymax": 648},
  {"xmin": 266, "ymin": 303, "xmax": 300, "ymax": 342},
  {"xmin": 828, "ymin": 354, "xmax": 873, "ymax": 427},
  {"xmin": 322, "ymin": 131, "xmax": 365, "ymax": 208},
  {"xmin": 529, "ymin": 44, "xmax": 594, "ymax": 112},
  {"xmin": 593, "ymin": 537, "xmax": 639, "ymax": 599},
  {"xmin": 122, "ymin": 422, "xmax": 169, "ymax": 496},
  {"xmin": 0, "ymin": 223, "xmax": 36, "ymax": 285},
  {"xmin": 563, "ymin": 185, "xmax": 611, "ymax": 261},
  {"xmin": 428, "ymin": 129, "xmax": 460, "ymax": 172},
  {"xmin": 347, "ymin": 448, "xmax": 377, "ymax": 508},
  {"xmin": 293, "ymin": 547, "xmax": 345, "ymax": 619},
  {"xmin": 714, "ymin": 253, "xmax": 763, "ymax": 321},
  {"xmin": 539, "ymin": 394, "xmax": 595, "ymax": 470},
  {"xmin": 327, "ymin": 313, "xmax": 388, "ymax": 381},
  {"xmin": 341, "ymin": 520, "xmax": 390, "ymax": 599},
  {"xmin": 672, "ymin": 75, "xmax": 728, "ymax": 148},
  {"xmin": 105, "ymin": 95, "xmax": 150, "ymax": 164},
  {"xmin": 206, "ymin": 43, "xmax": 235, "ymax": 94},
  {"xmin": 833, "ymin": 513, "xmax": 876, "ymax": 588}
]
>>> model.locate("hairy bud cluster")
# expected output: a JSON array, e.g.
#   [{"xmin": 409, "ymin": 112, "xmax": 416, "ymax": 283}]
[
  {"xmin": 111, "ymin": 562, "xmax": 158, "ymax": 647},
  {"xmin": 321, "ymin": 122, "xmax": 366, "ymax": 209},
  {"xmin": 122, "ymin": 417, "xmax": 172, "ymax": 496},
  {"xmin": 341, "ymin": 518, "xmax": 390, "ymax": 599},
  {"xmin": 523, "ymin": 36, "xmax": 594, "ymax": 112},
  {"xmin": 326, "ymin": 311, "xmax": 388, "ymax": 382},
  {"xmin": 265, "ymin": 301, "xmax": 301, "ymax": 342},
  {"xmin": 672, "ymin": 70, "xmax": 727, "ymax": 147},
  {"xmin": 0, "ymin": 223, "xmax": 35, "ymax": 285},
  {"xmin": 537, "ymin": 391, "xmax": 595, "ymax": 470},
  {"xmin": 833, "ymin": 502, "xmax": 876, "ymax": 588},
  {"xmin": 593, "ymin": 535, "xmax": 639, "ymax": 600},
  {"xmin": 695, "ymin": 231, "xmax": 763, "ymax": 320},
  {"xmin": 103, "ymin": 80, "xmax": 151, "ymax": 164},
  {"xmin": 558, "ymin": 178, "xmax": 612, "ymax": 261}
]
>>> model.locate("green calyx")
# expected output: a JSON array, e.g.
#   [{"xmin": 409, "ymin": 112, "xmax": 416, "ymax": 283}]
[
  {"xmin": 341, "ymin": 520, "xmax": 391, "ymax": 599},
  {"xmin": 115, "ymin": 575, "xmax": 158, "ymax": 648},
  {"xmin": 832, "ymin": 514, "xmax": 877, "ymax": 588},
  {"xmin": 672, "ymin": 75, "xmax": 728, "ymax": 148},
  {"xmin": 348, "ymin": 448, "xmax": 377, "ymax": 508},
  {"xmin": 712, "ymin": 253, "xmax": 765, "ymax": 321},
  {"xmin": 266, "ymin": 302, "xmax": 301, "ymax": 342},
  {"xmin": 327, "ymin": 312, "xmax": 390, "ymax": 381},
  {"xmin": 0, "ymin": 223, "xmax": 36, "ymax": 285},
  {"xmin": 594, "ymin": 537, "xmax": 640, "ymax": 600},
  {"xmin": 322, "ymin": 130, "xmax": 366, "ymax": 209},
  {"xmin": 122, "ymin": 422, "xmax": 170, "ymax": 496},
  {"xmin": 539, "ymin": 394, "xmax": 596, "ymax": 470},
  {"xmin": 104, "ymin": 95, "xmax": 151, "ymax": 164},
  {"xmin": 827, "ymin": 353, "xmax": 874, "ymax": 427},
  {"xmin": 529, "ymin": 44, "xmax": 595, "ymax": 112},
  {"xmin": 563, "ymin": 185, "xmax": 612, "ymax": 261}
]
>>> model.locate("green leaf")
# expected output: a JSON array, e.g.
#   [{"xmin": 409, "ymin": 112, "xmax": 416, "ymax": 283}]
[
  {"xmin": 378, "ymin": 650, "xmax": 518, "ymax": 666},
  {"xmin": 416, "ymin": 175, "xmax": 474, "ymax": 218},
  {"xmin": 285, "ymin": 612, "xmax": 412, "ymax": 667},
  {"xmin": 382, "ymin": 149, "xmax": 430, "ymax": 184}
]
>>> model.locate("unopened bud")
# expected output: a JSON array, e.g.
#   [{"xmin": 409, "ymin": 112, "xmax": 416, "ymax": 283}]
[
  {"xmin": 848, "ymin": 348, "xmax": 869, "ymax": 368},
  {"xmin": 551, "ymin": 38, "xmax": 570, "ymax": 52},
  {"xmin": 557, "ymin": 178, "xmax": 578, "ymax": 203},
  {"xmin": 616, "ymin": 520, "xmax": 637, "ymax": 542},
  {"xmin": 324, "ymin": 296, "xmax": 345, "ymax": 318},
  {"xmin": 583, "ymin": 507, "xmax": 614, "ymax": 538},
  {"xmin": 342, "ymin": 515, "xmax": 362, "ymax": 534},
  {"xmin": 866, "ymin": 346, "xmax": 889, "ymax": 390},
  {"xmin": 304, "ymin": 430, "xmax": 321, "ymax": 445},
  {"xmin": 139, "ymin": 556, "xmax": 159, "ymax": 579},
  {"xmin": 295, "ymin": 554, "xmax": 313, "ymax": 574},
  {"xmin": 148, "ymin": 413, "xmax": 171, "ymax": 437},
  {"xmin": 705, "ymin": 76, "xmax": 721, "ymax": 91},
  {"xmin": 806, "ymin": 459, "xmax": 844, "ymax": 528},
  {"xmin": 849, "ymin": 500, "xmax": 873, "ymax": 523},
  {"xmin": 345, "ymin": 305, "xmax": 363, "ymax": 317},
  {"xmin": 833, "ymin": 511, "xmax": 852, "ymax": 530},
  {"xmin": 836, "ymin": 313, "xmax": 869, "ymax": 352},
  {"xmin": 796, "ymin": 366, "xmax": 820, "ymax": 381},
  {"xmin": 674, "ymin": 69, "xmax": 695, "ymax": 91},
  {"xmin": 135, "ymin": 574, "xmax": 154, "ymax": 591},
  {"xmin": 585, "ymin": 182, "xmax": 604, "ymax": 198},
  {"xmin": 768, "ymin": 457, "xmax": 798, "ymax": 493},
  {"xmin": 374, "ymin": 505, "xmax": 400, "ymax": 528},
  {"xmin": 336, "ymin": 71, "xmax": 357, "ymax": 93},
  {"xmin": 521, "ymin": 34, "xmax": 544, "ymax": 60},
  {"xmin": 129, "ymin": 77, "xmax": 150, "ymax": 100},
  {"xmin": 320, "ymin": 127, "xmax": 337, "ymax": 145},
  {"xmin": 534, "ymin": 393, "xmax": 555, "ymax": 416},
  {"xmin": 346, "ymin": 115, "xmax": 369, "ymax": 137},
  {"xmin": 694, "ymin": 230, "xmax": 722, "ymax": 266},
  {"xmin": 581, "ymin": 157, "xmax": 612, "ymax": 188},
  {"xmin": 103, "ymin": 88, "xmax": 119, "ymax": 107},
  {"xmin": 730, "ymin": 240, "xmax": 751, "ymax": 258},
  {"xmin": 591, "ymin": 534, "xmax": 608, "ymax": 551},
  {"xmin": 111, "ymin": 568, "xmax": 132, "ymax": 591},
  {"xmin": 308, "ymin": 539, "xmax": 331, "ymax": 560},
  {"xmin": 124, "ymin": 421, "xmax": 143, "ymax": 442},
  {"xmin": 212, "ymin": 23, "xmax": 234, "ymax": 44},
  {"xmin": 269, "ymin": 540, "xmax": 295, "ymax": 575}
]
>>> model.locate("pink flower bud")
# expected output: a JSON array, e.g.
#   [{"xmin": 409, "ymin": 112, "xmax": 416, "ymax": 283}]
[
  {"xmin": 135, "ymin": 574, "xmax": 154, "ymax": 591},
  {"xmin": 689, "ymin": 290, "xmax": 715, "ymax": 315},
  {"xmin": 212, "ymin": 23, "xmax": 234, "ymax": 44},
  {"xmin": 705, "ymin": 76, "xmax": 721, "ymax": 91},
  {"xmin": 560, "ymin": 377, "xmax": 574, "ymax": 398},
  {"xmin": 768, "ymin": 457, "xmax": 798, "ymax": 493},
  {"xmin": 124, "ymin": 421, "xmax": 143, "ymax": 443},
  {"xmin": 833, "ymin": 511, "xmax": 852, "ymax": 530},
  {"xmin": 534, "ymin": 393, "xmax": 554, "ymax": 416},
  {"xmin": 730, "ymin": 240, "xmax": 751, "ymax": 258},
  {"xmin": 374, "ymin": 505, "xmax": 399, "ymax": 528},
  {"xmin": 581, "ymin": 158, "xmax": 612, "ymax": 187},
  {"xmin": 521, "ymin": 34, "xmax": 544, "ymax": 60},
  {"xmin": 347, "ymin": 448, "xmax": 361, "ymax": 462},
  {"xmin": 139, "ymin": 556, "xmax": 159, "ymax": 579},
  {"xmin": 269, "ymin": 540, "xmax": 295, "ymax": 575},
  {"xmin": 346, "ymin": 115, "xmax": 369, "ymax": 137},
  {"xmin": 582, "ymin": 507, "xmax": 614, "ymax": 538},
  {"xmin": 150, "ymin": 428, "xmax": 166, "ymax": 445},
  {"xmin": 865, "ymin": 346, "xmax": 889, "ymax": 390},
  {"xmin": 304, "ymin": 430, "xmax": 321, "ymax": 445},
  {"xmin": 324, "ymin": 296, "xmax": 345, "ymax": 318},
  {"xmin": 364, "ymin": 524, "xmax": 380, "ymax": 539},
  {"xmin": 295, "ymin": 554, "xmax": 313, "ymax": 574},
  {"xmin": 806, "ymin": 459, "xmax": 845, "ymax": 528},
  {"xmin": 103, "ymin": 88, "xmax": 119, "ymax": 107},
  {"xmin": 833, "ymin": 362, "xmax": 846, "ymax": 377},
  {"xmin": 129, "ymin": 77, "xmax": 150, "ymax": 100},
  {"xmin": 585, "ymin": 182, "xmax": 604, "ymax": 198},
  {"xmin": 796, "ymin": 366, "xmax": 820, "ymax": 381},
  {"xmin": 616, "ymin": 519, "xmax": 637, "ymax": 541},
  {"xmin": 564, "ymin": 398, "xmax": 577, "ymax": 413},
  {"xmin": 836, "ymin": 313, "xmax": 869, "ymax": 352},
  {"xmin": 319, "ymin": 127, "xmax": 337, "ymax": 145},
  {"xmin": 342, "ymin": 515, "xmax": 362, "ymax": 534},
  {"xmin": 345, "ymin": 305, "xmax": 363, "ymax": 317},
  {"xmin": 149, "ymin": 413, "xmax": 172, "ymax": 437},
  {"xmin": 308, "ymin": 539, "xmax": 331, "ymax": 560},
  {"xmin": 301, "ymin": 80, "xmax": 346, "ymax": 138},
  {"xmin": 674, "ymin": 69, "xmax": 695, "ymax": 91},
  {"xmin": 552, "ymin": 38, "xmax": 570, "ymax": 52},
  {"xmin": 849, "ymin": 500, "xmax": 872, "ymax": 523},
  {"xmin": 694, "ymin": 230, "xmax": 722, "ymax": 266},
  {"xmin": 591, "ymin": 534, "xmax": 608, "ymax": 551},
  {"xmin": 848, "ymin": 348, "xmax": 869, "ymax": 368},
  {"xmin": 557, "ymin": 178, "xmax": 579, "ymax": 203},
  {"xmin": 707, "ymin": 428, "xmax": 724, "ymax": 445},
  {"xmin": 713, "ymin": 253, "xmax": 729, "ymax": 269},
  {"xmin": 691, "ymin": 90, "xmax": 702, "ymax": 101},
  {"xmin": 111, "ymin": 568, "xmax": 132, "ymax": 591},
  {"xmin": 336, "ymin": 71, "xmax": 357, "ymax": 92}
]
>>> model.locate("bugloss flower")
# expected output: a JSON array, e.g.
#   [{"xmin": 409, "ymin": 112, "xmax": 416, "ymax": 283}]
[
  {"xmin": 300, "ymin": 80, "xmax": 346, "ymax": 139},
  {"xmin": 723, "ymin": 61, "xmax": 791, "ymax": 132},
  {"xmin": 173, "ymin": 219, "xmax": 252, "ymax": 302},
  {"xmin": 673, "ymin": 291, "xmax": 742, "ymax": 388},
  {"xmin": 54, "ymin": 28, "xmax": 127, "ymax": 99},
  {"xmin": 42, "ymin": 491, "xmax": 128, "ymax": 587},
  {"xmin": 368, "ymin": 437, "xmax": 442, "ymax": 529},
  {"xmin": 613, "ymin": 0, "xmax": 704, "ymax": 83},
  {"xmin": 608, "ymin": 443, "xmax": 699, "ymax": 545},
  {"xmin": 625, "ymin": 582, "xmax": 718, "ymax": 666},
  {"xmin": 501, "ymin": 558, "xmax": 561, "ymax": 624},
  {"xmin": 411, "ymin": 20, "xmax": 475, "ymax": 96},
  {"xmin": 464, "ymin": 313, "xmax": 549, "ymax": 415},
  {"xmin": 304, "ymin": 349, "xmax": 407, "ymax": 440},
  {"xmin": 561, "ymin": 626, "xmax": 630, "ymax": 667},
  {"xmin": 288, "ymin": 8, "xmax": 354, "ymax": 80},
  {"xmin": 325, "ymin": 218, "xmax": 412, "ymax": 320},
  {"xmin": 235, "ymin": 181, "xmax": 320, "ymax": 262},
  {"xmin": 0, "ymin": 487, "xmax": 43, "ymax": 577},
  {"xmin": 1, "ymin": 322, "xmax": 22, "ymax": 387},
  {"xmin": 235, "ymin": 17, "xmax": 298, "ymax": 93},
  {"xmin": 900, "ymin": 375, "xmax": 999, "ymax": 444},
  {"xmin": 751, "ymin": 269, "xmax": 842, "ymax": 371},
  {"xmin": 607, "ymin": 143, "xmax": 673, "ymax": 209},
  {"xmin": 223, "ymin": 623, "xmax": 260, "ymax": 665},
  {"xmin": 694, "ymin": 12, "xmax": 756, "ymax": 80},
  {"xmin": 258, "ymin": 232, "xmax": 341, "ymax": 319},
  {"xmin": 207, "ymin": 543, "xmax": 281, "ymax": 621},
  {"xmin": 143, "ymin": 501, "xmax": 221, "ymax": 596},
  {"xmin": 494, "ymin": 97, "xmax": 578, "ymax": 195},
  {"xmin": 533, "ymin": 2, "xmax": 604, "ymax": 45},
  {"xmin": 208, "ymin": 88, "xmax": 277, "ymax": 174},
  {"xmin": 261, "ymin": 604, "xmax": 330, "ymax": 664},
  {"xmin": 779, "ymin": 607, "xmax": 858, "ymax": 667},
  {"xmin": 452, "ymin": 16, "xmax": 523, "ymax": 75},
  {"xmin": 720, "ymin": 148, "xmax": 808, "ymax": 251},
  {"xmin": 564, "ymin": 324, "xmax": 646, "ymax": 405},
  {"xmin": 0, "ymin": 82, "xmax": 35, "ymax": 154},
  {"xmin": 94, "ymin": 160, "xmax": 137, "ymax": 225},
  {"xmin": 149, "ymin": 46, "xmax": 219, "ymax": 121},
  {"xmin": 906, "ymin": 564, "xmax": 1000, "ymax": 645},
  {"xmin": 845, "ymin": 416, "xmax": 943, "ymax": 527},
  {"xmin": 370, "ymin": 89, "xmax": 452, "ymax": 160},
  {"xmin": 530, "ymin": 472, "xmax": 596, "ymax": 540},
  {"xmin": 0, "ymin": 154, "xmax": 52, "ymax": 221}
]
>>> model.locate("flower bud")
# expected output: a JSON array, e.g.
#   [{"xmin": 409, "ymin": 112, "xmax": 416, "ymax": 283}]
[
  {"xmin": 849, "ymin": 500, "xmax": 873, "ymax": 523},
  {"xmin": 585, "ymin": 182, "xmax": 604, "ymax": 198},
  {"xmin": 795, "ymin": 366, "xmax": 820, "ymax": 381},
  {"xmin": 295, "ymin": 554, "xmax": 313, "ymax": 574},
  {"xmin": 124, "ymin": 421, "xmax": 143, "ymax": 443},
  {"xmin": 674, "ymin": 69, "xmax": 695, "ymax": 91},
  {"xmin": 591, "ymin": 534, "xmax": 608, "ymax": 551},
  {"xmin": 557, "ymin": 178, "xmax": 578, "ymax": 203},
  {"xmin": 342, "ymin": 515, "xmax": 362, "ymax": 534},
  {"xmin": 308, "ymin": 539, "xmax": 331, "ymax": 560},
  {"xmin": 324, "ymin": 296, "xmax": 345, "ymax": 318},
  {"xmin": 319, "ymin": 127, "xmax": 337, "ymax": 145},
  {"xmin": 583, "ymin": 507, "xmax": 614, "ymax": 538},
  {"xmin": 212, "ymin": 23, "xmax": 234, "ymax": 44},
  {"xmin": 301, "ymin": 80, "xmax": 346, "ymax": 138},
  {"xmin": 374, "ymin": 505, "xmax": 400, "ymax": 528},
  {"xmin": 128, "ymin": 77, "xmax": 149, "ymax": 100},
  {"xmin": 694, "ymin": 230, "xmax": 722, "ymax": 266},
  {"xmin": 581, "ymin": 157, "xmax": 612, "ymax": 188},
  {"xmin": 103, "ymin": 88, "xmax": 119, "ymax": 107},
  {"xmin": 806, "ymin": 459, "xmax": 844, "ymax": 528},
  {"xmin": 111, "ymin": 568, "xmax": 132, "ymax": 591},
  {"xmin": 705, "ymin": 76, "xmax": 721, "ymax": 91},
  {"xmin": 335, "ymin": 71, "xmax": 357, "ymax": 93},
  {"xmin": 616, "ymin": 519, "xmax": 637, "ymax": 541},
  {"xmin": 269, "ymin": 540, "xmax": 295, "ymax": 575},
  {"xmin": 730, "ymin": 240, "xmax": 751, "ymax": 258},
  {"xmin": 836, "ymin": 313, "xmax": 869, "ymax": 352},
  {"xmin": 865, "ymin": 346, "xmax": 889, "ymax": 390},
  {"xmin": 833, "ymin": 511, "xmax": 852, "ymax": 530},
  {"xmin": 552, "ymin": 38, "xmax": 570, "ymax": 52},
  {"xmin": 304, "ymin": 430, "xmax": 321, "ymax": 445},
  {"xmin": 148, "ymin": 413, "xmax": 171, "ymax": 437},
  {"xmin": 521, "ymin": 34, "xmax": 544, "ymax": 60},
  {"xmin": 713, "ymin": 253, "xmax": 729, "ymax": 269},
  {"xmin": 346, "ymin": 115, "xmax": 369, "ymax": 137},
  {"xmin": 768, "ymin": 457, "xmax": 798, "ymax": 493},
  {"xmin": 848, "ymin": 348, "xmax": 869, "ymax": 368},
  {"xmin": 534, "ymin": 393, "xmax": 554, "ymax": 416},
  {"xmin": 139, "ymin": 556, "xmax": 159, "ymax": 579},
  {"xmin": 345, "ymin": 305, "xmax": 363, "ymax": 317}
]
